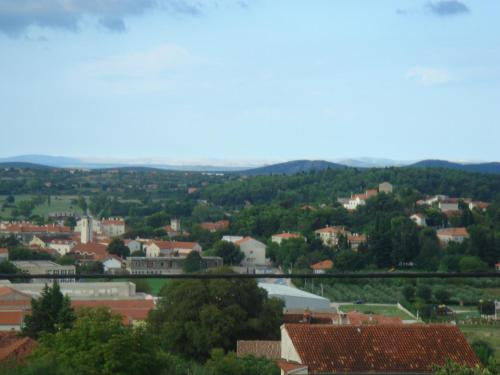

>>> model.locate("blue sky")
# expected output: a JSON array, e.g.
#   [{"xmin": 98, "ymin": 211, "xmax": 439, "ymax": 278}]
[{"xmin": 0, "ymin": 0, "xmax": 499, "ymax": 164}]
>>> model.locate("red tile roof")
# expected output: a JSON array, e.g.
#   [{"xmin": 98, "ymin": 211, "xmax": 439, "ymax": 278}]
[
  {"xmin": 101, "ymin": 219, "xmax": 125, "ymax": 225},
  {"xmin": 0, "ymin": 311, "xmax": 26, "ymax": 326},
  {"xmin": 0, "ymin": 248, "xmax": 7, "ymax": 254},
  {"xmin": 200, "ymin": 220, "xmax": 230, "ymax": 231},
  {"xmin": 71, "ymin": 299, "xmax": 154, "ymax": 325},
  {"xmin": 71, "ymin": 242, "xmax": 109, "ymax": 261},
  {"xmin": 237, "ymin": 340, "xmax": 281, "ymax": 359},
  {"xmin": 310, "ymin": 260, "xmax": 333, "ymax": 270},
  {"xmin": 3, "ymin": 223, "xmax": 71, "ymax": 233},
  {"xmin": 272, "ymin": 232, "xmax": 302, "ymax": 239},
  {"xmin": 284, "ymin": 324, "xmax": 480, "ymax": 374},
  {"xmin": 437, "ymin": 227, "xmax": 469, "ymax": 237},
  {"xmin": 276, "ymin": 360, "xmax": 308, "ymax": 374},
  {"xmin": 315, "ymin": 226, "xmax": 346, "ymax": 234},
  {"xmin": 0, "ymin": 332, "xmax": 36, "ymax": 363},
  {"xmin": 347, "ymin": 235, "xmax": 367, "ymax": 243}
]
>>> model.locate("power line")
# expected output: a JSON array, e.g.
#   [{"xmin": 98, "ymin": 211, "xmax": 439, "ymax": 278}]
[{"xmin": 0, "ymin": 272, "xmax": 498, "ymax": 280}]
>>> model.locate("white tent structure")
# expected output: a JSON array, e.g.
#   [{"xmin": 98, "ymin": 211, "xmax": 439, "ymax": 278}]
[{"xmin": 258, "ymin": 282, "xmax": 331, "ymax": 311}]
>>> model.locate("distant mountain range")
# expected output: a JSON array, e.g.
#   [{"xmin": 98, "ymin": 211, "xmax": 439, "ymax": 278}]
[
  {"xmin": 242, "ymin": 160, "xmax": 347, "ymax": 175},
  {"xmin": 1, "ymin": 155, "xmax": 500, "ymax": 175}
]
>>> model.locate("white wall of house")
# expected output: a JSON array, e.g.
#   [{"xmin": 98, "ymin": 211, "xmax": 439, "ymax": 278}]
[
  {"xmin": 103, "ymin": 258, "xmax": 122, "ymax": 273},
  {"xmin": 281, "ymin": 326, "xmax": 303, "ymax": 364},
  {"xmin": 239, "ymin": 239, "xmax": 266, "ymax": 266},
  {"xmin": 125, "ymin": 240, "xmax": 142, "ymax": 253},
  {"xmin": 145, "ymin": 243, "xmax": 160, "ymax": 257},
  {"xmin": 49, "ymin": 242, "xmax": 75, "ymax": 256}
]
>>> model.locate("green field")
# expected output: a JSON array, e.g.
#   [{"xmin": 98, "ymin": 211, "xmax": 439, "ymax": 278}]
[
  {"xmin": 0, "ymin": 194, "xmax": 83, "ymax": 219},
  {"xmin": 339, "ymin": 304, "xmax": 415, "ymax": 320},
  {"xmin": 459, "ymin": 325, "xmax": 500, "ymax": 361}
]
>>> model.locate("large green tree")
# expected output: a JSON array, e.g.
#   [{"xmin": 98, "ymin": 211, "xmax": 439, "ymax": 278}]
[
  {"xmin": 22, "ymin": 282, "xmax": 75, "ymax": 339},
  {"xmin": 211, "ymin": 241, "xmax": 244, "ymax": 266},
  {"xmin": 148, "ymin": 268, "xmax": 283, "ymax": 361},
  {"xmin": 107, "ymin": 238, "xmax": 130, "ymax": 259}
]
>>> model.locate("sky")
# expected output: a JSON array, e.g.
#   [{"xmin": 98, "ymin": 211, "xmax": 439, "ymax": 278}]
[{"xmin": 0, "ymin": 0, "xmax": 499, "ymax": 165}]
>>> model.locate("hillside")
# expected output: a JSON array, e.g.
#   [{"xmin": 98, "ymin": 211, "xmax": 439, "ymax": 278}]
[
  {"xmin": 241, "ymin": 160, "xmax": 348, "ymax": 175},
  {"xmin": 410, "ymin": 160, "xmax": 500, "ymax": 174},
  {"xmin": 0, "ymin": 162, "xmax": 55, "ymax": 170}
]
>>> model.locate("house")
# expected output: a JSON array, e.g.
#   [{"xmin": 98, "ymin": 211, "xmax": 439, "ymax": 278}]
[
  {"xmin": 347, "ymin": 234, "xmax": 367, "ymax": 250},
  {"xmin": 0, "ymin": 222, "xmax": 72, "ymax": 243},
  {"xmin": 124, "ymin": 239, "xmax": 142, "ymax": 253},
  {"xmin": 279, "ymin": 324, "xmax": 479, "ymax": 374},
  {"xmin": 164, "ymin": 218, "xmax": 183, "ymax": 237},
  {"xmin": 0, "ymin": 287, "xmax": 32, "ymax": 332},
  {"xmin": 315, "ymin": 226, "xmax": 348, "ymax": 247},
  {"xmin": 0, "ymin": 332, "xmax": 36, "ymax": 363},
  {"xmin": 100, "ymin": 218, "xmax": 126, "ymax": 237},
  {"xmin": 437, "ymin": 227, "xmax": 469, "ymax": 245},
  {"xmin": 496, "ymin": 263, "xmax": 500, "ymax": 272},
  {"xmin": 310, "ymin": 260, "xmax": 333, "ymax": 274},
  {"xmin": 378, "ymin": 182, "xmax": 393, "ymax": 194},
  {"xmin": 438, "ymin": 200, "xmax": 460, "ymax": 213},
  {"xmin": 410, "ymin": 213, "xmax": 427, "ymax": 227},
  {"xmin": 342, "ymin": 189, "xmax": 378, "ymax": 210},
  {"xmin": 102, "ymin": 255, "xmax": 123, "ymax": 273},
  {"xmin": 70, "ymin": 242, "xmax": 109, "ymax": 262},
  {"xmin": 144, "ymin": 240, "xmax": 202, "ymax": 257},
  {"xmin": 235, "ymin": 237, "xmax": 267, "ymax": 267},
  {"xmin": 222, "ymin": 235, "xmax": 244, "ymax": 243},
  {"xmin": 237, "ymin": 340, "xmax": 281, "ymax": 359},
  {"xmin": 71, "ymin": 299, "xmax": 155, "ymax": 325},
  {"xmin": 0, "ymin": 248, "xmax": 8, "ymax": 262},
  {"xmin": 48, "ymin": 238, "xmax": 76, "ymax": 256},
  {"xmin": 200, "ymin": 220, "xmax": 230, "ymax": 232},
  {"xmin": 271, "ymin": 233, "xmax": 304, "ymax": 245},
  {"xmin": 469, "ymin": 201, "xmax": 490, "ymax": 211}
]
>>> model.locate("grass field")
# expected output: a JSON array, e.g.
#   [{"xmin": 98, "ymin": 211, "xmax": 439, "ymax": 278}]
[
  {"xmin": 339, "ymin": 304, "xmax": 415, "ymax": 320},
  {"xmin": 459, "ymin": 325, "xmax": 500, "ymax": 361},
  {"xmin": 0, "ymin": 194, "xmax": 83, "ymax": 219}
]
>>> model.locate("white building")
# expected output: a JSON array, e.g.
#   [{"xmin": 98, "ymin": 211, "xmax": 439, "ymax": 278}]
[
  {"xmin": 258, "ymin": 283, "xmax": 331, "ymax": 311},
  {"xmin": 48, "ymin": 239, "xmax": 76, "ymax": 256},
  {"xmin": 271, "ymin": 233, "xmax": 304, "ymax": 245},
  {"xmin": 410, "ymin": 213, "xmax": 427, "ymax": 227},
  {"xmin": 436, "ymin": 227, "xmax": 469, "ymax": 245},
  {"xmin": 314, "ymin": 226, "xmax": 348, "ymax": 247},
  {"xmin": 102, "ymin": 256, "xmax": 123, "ymax": 273},
  {"xmin": 234, "ymin": 237, "xmax": 267, "ymax": 267},
  {"xmin": 124, "ymin": 239, "xmax": 142, "ymax": 253},
  {"xmin": 144, "ymin": 240, "xmax": 202, "ymax": 258},
  {"xmin": 378, "ymin": 182, "xmax": 393, "ymax": 194},
  {"xmin": 80, "ymin": 216, "xmax": 93, "ymax": 244},
  {"xmin": 101, "ymin": 218, "xmax": 126, "ymax": 237}
]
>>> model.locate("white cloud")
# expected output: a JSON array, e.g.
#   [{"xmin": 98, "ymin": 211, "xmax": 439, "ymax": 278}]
[{"xmin": 406, "ymin": 67, "xmax": 452, "ymax": 86}]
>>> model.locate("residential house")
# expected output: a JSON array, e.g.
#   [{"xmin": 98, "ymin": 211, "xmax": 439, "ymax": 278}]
[
  {"xmin": 437, "ymin": 227, "xmax": 469, "ymax": 245},
  {"xmin": 124, "ymin": 239, "xmax": 143, "ymax": 253},
  {"xmin": 378, "ymin": 182, "xmax": 393, "ymax": 194},
  {"xmin": 101, "ymin": 218, "xmax": 126, "ymax": 237},
  {"xmin": 0, "ymin": 332, "xmax": 36, "ymax": 363},
  {"xmin": 438, "ymin": 199, "xmax": 460, "ymax": 213},
  {"xmin": 144, "ymin": 240, "xmax": 202, "ymax": 257},
  {"xmin": 315, "ymin": 226, "xmax": 348, "ymax": 247},
  {"xmin": 469, "ymin": 201, "xmax": 490, "ymax": 211},
  {"xmin": 235, "ymin": 237, "xmax": 267, "ymax": 267},
  {"xmin": 164, "ymin": 218, "xmax": 183, "ymax": 237},
  {"xmin": 0, "ymin": 248, "xmax": 8, "ymax": 262},
  {"xmin": 71, "ymin": 299, "xmax": 155, "ymax": 326},
  {"xmin": 342, "ymin": 189, "xmax": 378, "ymax": 210},
  {"xmin": 70, "ymin": 242, "xmax": 109, "ymax": 262},
  {"xmin": 271, "ymin": 232, "xmax": 304, "ymax": 245},
  {"xmin": 102, "ymin": 255, "xmax": 123, "ymax": 273},
  {"xmin": 0, "ymin": 222, "xmax": 72, "ymax": 243},
  {"xmin": 237, "ymin": 340, "xmax": 281, "ymax": 359},
  {"xmin": 410, "ymin": 213, "xmax": 427, "ymax": 227},
  {"xmin": 0, "ymin": 287, "xmax": 31, "ymax": 332},
  {"xmin": 310, "ymin": 260, "xmax": 333, "ymax": 274},
  {"xmin": 347, "ymin": 234, "xmax": 367, "ymax": 250},
  {"xmin": 200, "ymin": 220, "xmax": 230, "ymax": 232},
  {"xmin": 278, "ymin": 324, "xmax": 479, "ymax": 374},
  {"xmin": 222, "ymin": 235, "xmax": 244, "ymax": 243}
]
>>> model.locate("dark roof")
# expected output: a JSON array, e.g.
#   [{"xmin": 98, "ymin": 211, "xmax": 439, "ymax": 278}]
[
  {"xmin": 237, "ymin": 340, "xmax": 281, "ymax": 359},
  {"xmin": 284, "ymin": 324, "xmax": 480, "ymax": 374}
]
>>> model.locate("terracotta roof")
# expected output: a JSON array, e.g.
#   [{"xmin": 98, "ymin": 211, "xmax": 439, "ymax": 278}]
[
  {"xmin": 347, "ymin": 235, "xmax": 367, "ymax": 243},
  {"xmin": 437, "ymin": 228, "xmax": 469, "ymax": 237},
  {"xmin": 2, "ymin": 223, "xmax": 71, "ymax": 233},
  {"xmin": 235, "ymin": 236, "xmax": 255, "ymax": 245},
  {"xmin": 0, "ymin": 248, "xmax": 7, "ymax": 254},
  {"xmin": 0, "ymin": 311, "xmax": 26, "ymax": 325},
  {"xmin": 346, "ymin": 311, "xmax": 403, "ymax": 326},
  {"xmin": 149, "ymin": 240, "xmax": 199, "ymax": 250},
  {"xmin": 272, "ymin": 233, "xmax": 302, "ymax": 239},
  {"xmin": 310, "ymin": 260, "xmax": 333, "ymax": 270},
  {"xmin": 101, "ymin": 219, "xmax": 125, "ymax": 225},
  {"xmin": 237, "ymin": 340, "xmax": 281, "ymax": 359},
  {"xmin": 71, "ymin": 299, "xmax": 154, "ymax": 325},
  {"xmin": 71, "ymin": 242, "xmax": 109, "ymax": 261},
  {"xmin": 314, "ymin": 226, "xmax": 346, "ymax": 234},
  {"xmin": 276, "ymin": 360, "xmax": 308, "ymax": 374},
  {"xmin": 0, "ymin": 332, "xmax": 36, "ymax": 363},
  {"xmin": 200, "ymin": 220, "xmax": 230, "ymax": 231},
  {"xmin": 284, "ymin": 324, "xmax": 480, "ymax": 374},
  {"xmin": 284, "ymin": 311, "xmax": 337, "ymax": 324},
  {"xmin": 0, "ymin": 286, "xmax": 31, "ymax": 300}
]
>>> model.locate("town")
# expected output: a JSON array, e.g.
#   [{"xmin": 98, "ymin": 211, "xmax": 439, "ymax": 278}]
[{"xmin": 0, "ymin": 166, "xmax": 498, "ymax": 374}]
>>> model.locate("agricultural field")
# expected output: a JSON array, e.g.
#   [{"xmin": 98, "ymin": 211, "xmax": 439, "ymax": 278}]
[
  {"xmin": 339, "ymin": 303, "xmax": 415, "ymax": 320},
  {"xmin": 0, "ymin": 194, "xmax": 83, "ymax": 219},
  {"xmin": 459, "ymin": 325, "xmax": 500, "ymax": 361},
  {"xmin": 318, "ymin": 279, "xmax": 500, "ymax": 305}
]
